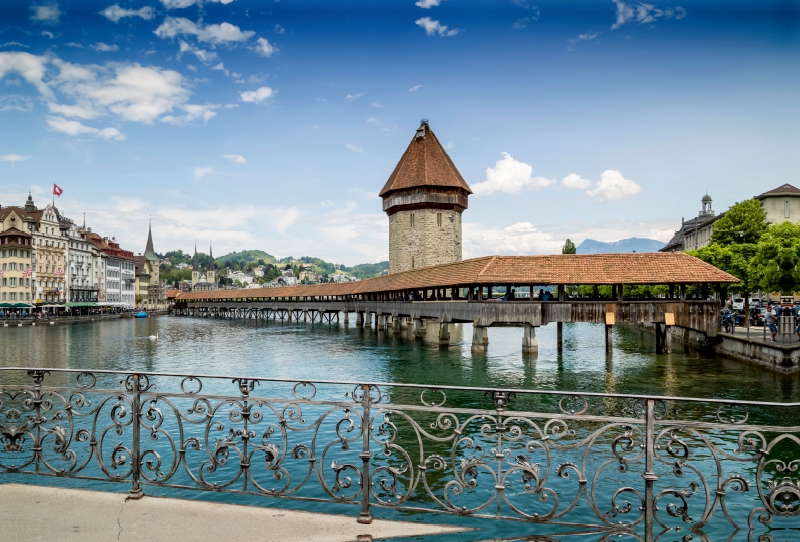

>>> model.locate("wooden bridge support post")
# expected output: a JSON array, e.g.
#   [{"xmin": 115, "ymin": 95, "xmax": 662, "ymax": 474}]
[
  {"xmin": 364, "ymin": 312, "xmax": 372, "ymax": 327},
  {"xmin": 655, "ymin": 323, "xmax": 664, "ymax": 354},
  {"xmin": 664, "ymin": 326, "xmax": 672, "ymax": 354},
  {"xmin": 343, "ymin": 311, "xmax": 349, "ymax": 324},
  {"xmin": 356, "ymin": 311, "xmax": 363, "ymax": 326},
  {"xmin": 438, "ymin": 322, "xmax": 450, "ymax": 345},
  {"xmin": 303, "ymin": 310, "xmax": 308, "ymax": 323},
  {"xmin": 522, "ymin": 324, "xmax": 538, "ymax": 354},
  {"xmin": 605, "ymin": 325, "xmax": 613, "ymax": 354},
  {"xmin": 557, "ymin": 322, "xmax": 563, "ymax": 352},
  {"xmin": 471, "ymin": 325, "xmax": 485, "ymax": 353}
]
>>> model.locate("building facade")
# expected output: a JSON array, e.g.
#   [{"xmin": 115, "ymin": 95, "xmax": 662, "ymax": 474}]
[
  {"xmin": 0, "ymin": 227, "xmax": 34, "ymax": 306},
  {"xmin": 99, "ymin": 238, "xmax": 135, "ymax": 307},
  {"xmin": 758, "ymin": 184, "xmax": 800, "ymax": 224},
  {"xmin": 67, "ymin": 223, "xmax": 99, "ymax": 303},
  {"xmin": 662, "ymin": 184, "xmax": 800, "ymax": 253},
  {"xmin": 134, "ymin": 222, "xmax": 162, "ymax": 308},
  {"xmin": 380, "ymin": 121, "xmax": 472, "ymax": 273},
  {"xmin": 32, "ymin": 204, "xmax": 72, "ymax": 304},
  {"xmin": 191, "ymin": 242, "xmax": 216, "ymax": 291}
]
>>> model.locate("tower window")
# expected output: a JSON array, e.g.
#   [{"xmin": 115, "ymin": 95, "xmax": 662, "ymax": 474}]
[
  {"xmin": 410, "ymin": 214, "xmax": 415, "ymax": 227},
  {"xmin": 786, "ymin": 200, "xmax": 790, "ymax": 218},
  {"xmin": 437, "ymin": 213, "xmax": 442, "ymax": 226}
]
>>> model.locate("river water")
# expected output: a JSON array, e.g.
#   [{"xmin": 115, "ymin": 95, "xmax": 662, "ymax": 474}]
[{"xmin": 1, "ymin": 316, "xmax": 798, "ymax": 541}]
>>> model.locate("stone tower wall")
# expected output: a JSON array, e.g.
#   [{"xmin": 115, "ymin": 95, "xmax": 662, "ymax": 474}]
[{"xmin": 389, "ymin": 208, "xmax": 462, "ymax": 274}]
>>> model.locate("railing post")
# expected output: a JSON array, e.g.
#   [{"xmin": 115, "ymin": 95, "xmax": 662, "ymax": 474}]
[
  {"xmin": 358, "ymin": 383, "xmax": 373, "ymax": 524},
  {"xmin": 129, "ymin": 373, "xmax": 144, "ymax": 500},
  {"xmin": 643, "ymin": 399, "xmax": 657, "ymax": 542}
]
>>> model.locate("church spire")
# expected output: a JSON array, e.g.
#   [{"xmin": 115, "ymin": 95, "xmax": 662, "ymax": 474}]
[
  {"xmin": 144, "ymin": 216, "xmax": 158, "ymax": 261},
  {"xmin": 209, "ymin": 240, "xmax": 214, "ymax": 271},
  {"xmin": 193, "ymin": 240, "xmax": 198, "ymax": 271}
]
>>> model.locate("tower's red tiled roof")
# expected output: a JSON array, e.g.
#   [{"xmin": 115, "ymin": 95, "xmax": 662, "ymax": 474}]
[
  {"xmin": 379, "ymin": 122, "xmax": 472, "ymax": 197},
  {"xmin": 177, "ymin": 252, "xmax": 737, "ymax": 301}
]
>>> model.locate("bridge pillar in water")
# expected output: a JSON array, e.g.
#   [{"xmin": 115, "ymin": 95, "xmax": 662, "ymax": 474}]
[
  {"xmin": 303, "ymin": 310, "xmax": 308, "ymax": 323},
  {"xmin": 438, "ymin": 322, "xmax": 451, "ymax": 345},
  {"xmin": 605, "ymin": 325, "xmax": 613, "ymax": 354},
  {"xmin": 522, "ymin": 325, "xmax": 538, "ymax": 354},
  {"xmin": 364, "ymin": 312, "xmax": 372, "ymax": 327},
  {"xmin": 343, "ymin": 311, "xmax": 349, "ymax": 324},
  {"xmin": 377, "ymin": 314, "xmax": 386, "ymax": 329},
  {"xmin": 655, "ymin": 324, "xmax": 673, "ymax": 354},
  {"xmin": 392, "ymin": 315, "xmax": 402, "ymax": 334},
  {"xmin": 356, "ymin": 311, "xmax": 363, "ymax": 326},
  {"xmin": 471, "ymin": 325, "xmax": 486, "ymax": 353},
  {"xmin": 412, "ymin": 318, "xmax": 425, "ymax": 339},
  {"xmin": 557, "ymin": 322, "xmax": 563, "ymax": 352}
]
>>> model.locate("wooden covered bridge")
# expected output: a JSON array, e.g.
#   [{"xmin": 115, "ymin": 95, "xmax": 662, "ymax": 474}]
[{"xmin": 172, "ymin": 252, "xmax": 737, "ymax": 355}]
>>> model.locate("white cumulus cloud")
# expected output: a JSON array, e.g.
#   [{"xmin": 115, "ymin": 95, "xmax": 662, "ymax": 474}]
[
  {"xmin": 161, "ymin": 103, "xmax": 218, "ymax": 124},
  {"xmin": 224, "ymin": 154, "xmax": 245, "ymax": 163},
  {"xmin": 100, "ymin": 5, "xmax": 154, "ymax": 22},
  {"xmin": 161, "ymin": 0, "xmax": 233, "ymax": 8},
  {"xmin": 92, "ymin": 42, "xmax": 119, "ymax": 52},
  {"xmin": 46, "ymin": 116, "xmax": 125, "ymax": 140},
  {"xmin": 154, "ymin": 17, "xmax": 255, "ymax": 45},
  {"xmin": 0, "ymin": 52, "xmax": 54, "ymax": 99},
  {"xmin": 1, "ymin": 154, "xmax": 32, "ymax": 167},
  {"xmin": 472, "ymin": 152, "xmax": 555, "ymax": 196},
  {"xmin": 253, "ymin": 37, "xmax": 277, "ymax": 57},
  {"xmin": 612, "ymin": 1, "xmax": 686, "ymax": 29},
  {"xmin": 346, "ymin": 92, "xmax": 365, "ymax": 101},
  {"xmin": 408, "ymin": 85, "xmax": 423, "ymax": 92},
  {"xmin": 415, "ymin": 0, "xmax": 443, "ymax": 8},
  {"xmin": 561, "ymin": 173, "xmax": 593, "ymax": 189},
  {"xmin": 346, "ymin": 143, "xmax": 363, "ymax": 152},
  {"xmin": 415, "ymin": 17, "xmax": 461, "ymax": 37},
  {"xmin": 30, "ymin": 5, "xmax": 61, "ymax": 24},
  {"xmin": 586, "ymin": 170, "xmax": 641, "ymax": 201},
  {"xmin": 239, "ymin": 86, "xmax": 273, "ymax": 103},
  {"xmin": 178, "ymin": 40, "xmax": 217, "ymax": 63}
]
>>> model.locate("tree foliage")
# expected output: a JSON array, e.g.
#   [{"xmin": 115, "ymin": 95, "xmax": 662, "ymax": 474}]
[
  {"xmin": 710, "ymin": 198, "xmax": 767, "ymax": 246},
  {"xmin": 562, "ymin": 239, "xmax": 576, "ymax": 254},
  {"xmin": 750, "ymin": 222, "xmax": 800, "ymax": 295}
]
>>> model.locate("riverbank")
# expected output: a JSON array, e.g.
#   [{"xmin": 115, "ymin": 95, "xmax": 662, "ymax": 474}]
[
  {"xmin": 628, "ymin": 322, "xmax": 800, "ymax": 373},
  {"xmin": 0, "ymin": 311, "xmax": 168, "ymax": 327},
  {"xmin": 0, "ymin": 484, "xmax": 464, "ymax": 542}
]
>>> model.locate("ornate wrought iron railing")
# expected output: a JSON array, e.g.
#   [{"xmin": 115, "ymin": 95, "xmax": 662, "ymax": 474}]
[{"xmin": 0, "ymin": 367, "xmax": 798, "ymax": 541}]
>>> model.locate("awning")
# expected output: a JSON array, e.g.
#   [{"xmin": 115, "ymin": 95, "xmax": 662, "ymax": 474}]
[{"xmin": 64, "ymin": 302, "xmax": 99, "ymax": 308}]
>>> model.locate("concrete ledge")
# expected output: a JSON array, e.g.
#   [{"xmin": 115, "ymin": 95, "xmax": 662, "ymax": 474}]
[{"xmin": 0, "ymin": 484, "xmax": 466, "ymax": 542}]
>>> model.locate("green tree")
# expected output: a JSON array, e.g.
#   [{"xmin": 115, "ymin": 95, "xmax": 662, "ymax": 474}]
[
  {"xmin": 562, "ymin": 239, "xmax": 577, "ymax": 254},
  {"xmin": 750, "ymin": 222, "xmax": 800, "ymax": 295},
  {"xmin": 689, "ymin": 242, "xmax": 759, "ymax": 302},
  {"xmin": 710, "ymin": 198, "xmax": 768, "ymax": 246}
]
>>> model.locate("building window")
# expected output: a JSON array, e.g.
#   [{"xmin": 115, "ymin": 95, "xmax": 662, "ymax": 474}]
[
  {"xmin": 786, "ymin": 200, "xmax": 790, "ymax": 218},
  {"xmin": 437, "ymin": 213, "xmax": 442, "ymax": 226},
  {"xmin": 410, "ymin": 214, "xmax": 415, "ymax": 227}
]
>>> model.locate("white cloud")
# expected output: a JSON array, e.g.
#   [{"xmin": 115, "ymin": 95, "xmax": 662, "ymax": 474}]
[
  {"xmin": 92, "ymin": 42, "xmax": 120, "ymax": 52},
  {"xmin": 178, "ymin": 40, "xmax": 217, "ymax": 63},
  {"xmin": 366, "ymin": 118, "xmax": 378, "ymax": 123},
  {"xmin": 41, "ymin": 31, "xmax": 57, "ymax": 39},
  {"xmin": 30, "ymin": 5, "xmax": 61, "ymax": 24},
  {"xmin": 253, "ymin": 37, "xmax": 277, "ymax": 57},
  {"xmin": 573, "ymin": 31, "xmax": 599, "ymax": 41},
  {"xmin": 445, "ymin": 142, "xmax": 453, "ymax": 149},
  {"xmin": 464, "ymin": 222, "xmax": 561, "ymax": 257},
  {"xmin": 346, "ymin": 143, "xmax": 363, "ymax": 152},
  {"xmin": 346, "ymin": 92, "xmax": 365, "ymax": 101},
  {"xmin": 1, "ymin": 154, "xmax": 32, "ymax": 167},
  {"xmin": 370, "ymin": 101, "xmax": 383, "ymax": 108},
  {"xmin": 46, "ymin": 116, "xmax": 125, "ymax": 140},
  {"xmin": 161, "ymin": 0, "xmax": 234, "ymax": 8},
  {"xmin": 161, "ymin": 103, "xmax": 218, "ymax": 124},
  {"xmin": 561, "ymin": 173, "xmax": 593, "ymax": 189},
  {"xmin": 0, "ymin": 52, "xmax": 54, "ymax": 99},
  {"xmin": 194, "ymin": 166, "xmax": 213, "ymax": 181},
  {"xmin": 65, "ymin": 42, "xmax": 84, "ymax": 48},
  {"xmin": 472, "ymin": 152, "xmax": 555, "ymax": 196},
  {"xmin": 408, "ymin": 85, "xmax": 423, "ymax": 92},
  {"xmin": 239, "ymin": 86, "xmax": 273, "ymax": 103},
  {"xmin": 0, "ymin": 95, "xmax": 34, "ymax": 112},
  {"xmin": 612, "ymin": 1, "xmax": 685, "ymax": 29},
  {"xmin": 415, "ymin": 17, "xmax": 461, "ymax": 37},
  {"xmin": 512, "ymin": 18, "xmax": 531, "ymax": 30},
  {"xmin": 1, "ymin": 42, "xmax": 30, "ymax": 48},
  {"xmin": 274, "ymin": 24, "xmax": 285, "ymax": 34},
  {"xmin": 586, "ymin": 170, "xmax": 641, "ymax": 201},
  {"xmin": 154, "ymin": 17, "xmax": 255, "ymax": 45},
  {"xmin": 224, "ymin": 154, "xmax": 245, "ymax": 163},
  {"xmin": 100, "ymin": 5, "xmax": 154, "ymax": 22},
  {"xmin": 211, "ymin": 62, "xmax": 229, "ymax": 76},
  {"xmin": 415, "ymin": 0, "xmax": 442, "ymax": 8}
]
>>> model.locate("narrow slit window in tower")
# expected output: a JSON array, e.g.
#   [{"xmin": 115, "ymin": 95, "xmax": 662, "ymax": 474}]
[
  {"xmin": 786, "ymin": 200, "xmax": 790, "ymax": 218},
  {"xmin": 410, "ymin": 213, "xmax": 415, "ymax": 227},
  {"xmin": 437, "ymin": 213, "xmax": 442, "ymax": 226}
]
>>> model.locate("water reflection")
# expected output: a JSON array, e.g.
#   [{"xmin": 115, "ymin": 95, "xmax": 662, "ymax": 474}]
[{"xmin": 0, "ymin": 316, "xmax": 797, "ymax": 403}]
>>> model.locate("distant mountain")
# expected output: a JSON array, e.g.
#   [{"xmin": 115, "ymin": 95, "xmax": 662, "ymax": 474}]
[
  {"xmin": 577, "ymin": 237, "xmax": 666, "ymax": 254},
  {"xmin": 216, "ymin": 250, "xmax": 277, "ymax": 264}
]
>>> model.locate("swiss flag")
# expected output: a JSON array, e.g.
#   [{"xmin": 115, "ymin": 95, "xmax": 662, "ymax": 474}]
[{"xmin": 53, "ymin": 184, "xmax": 63, "ymax": 197}]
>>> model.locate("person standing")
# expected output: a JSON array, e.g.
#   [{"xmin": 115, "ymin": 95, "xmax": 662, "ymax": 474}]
[{"xmin": 764, "ymin": 304, "xmax": 778, "ymax": 342}]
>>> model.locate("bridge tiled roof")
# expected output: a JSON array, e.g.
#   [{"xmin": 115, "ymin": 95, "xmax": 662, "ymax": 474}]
[
  {"xmin": 177, "ymin": 252, "xmax": 737, "ymax": 301},
  {"xmin": 379, "ymin": 122, "xmax": 472, "ymax": 197}
]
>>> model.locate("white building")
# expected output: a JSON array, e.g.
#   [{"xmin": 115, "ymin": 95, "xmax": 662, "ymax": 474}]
[{"xmin": 67, "ymin": 223, "xmax": 99, "ymax": 303}]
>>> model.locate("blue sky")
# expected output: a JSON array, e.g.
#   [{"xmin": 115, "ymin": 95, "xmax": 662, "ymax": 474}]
[{"xmin": 1, "ymin": 0, "xmax": 797, "ymax": 264}]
